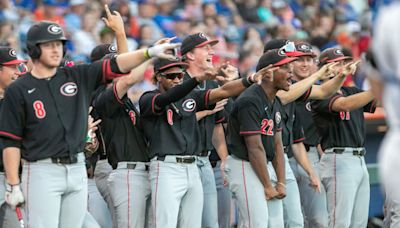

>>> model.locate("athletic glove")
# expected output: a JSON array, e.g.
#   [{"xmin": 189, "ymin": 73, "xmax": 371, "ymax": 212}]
[
  {"xmin": 147, "ymin": 43, "xmax": 181, "ymax": 61},
  {"xmin": 5, "ymin": 183, "xmax": 24, "ymax": 209}
]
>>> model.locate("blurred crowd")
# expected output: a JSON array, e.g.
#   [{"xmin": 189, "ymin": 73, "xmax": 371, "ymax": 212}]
[{"xmin": 0, "ymin": 0, "xmax": 388, "ymax": 87}]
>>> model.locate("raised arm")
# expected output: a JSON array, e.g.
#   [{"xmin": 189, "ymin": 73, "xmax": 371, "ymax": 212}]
[
  {"xmin": 102, "ymin": 4, "xmax": 128, "ymax": 53},
  {"xmin": 331, "ymin": 91, "xmax": 375, "ymax": 112},
  {"xmin": 115, "ymin": 61, "xmax": 150, "ymax": 99}
]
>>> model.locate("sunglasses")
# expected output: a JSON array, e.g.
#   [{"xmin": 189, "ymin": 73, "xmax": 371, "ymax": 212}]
[
  {"xmin": 279, "ymin": 42, "xmax": 296, "ymax": 53},
  {"xmin": 159, "ymin": 72, "xmax": 184, "ymax": 80}
]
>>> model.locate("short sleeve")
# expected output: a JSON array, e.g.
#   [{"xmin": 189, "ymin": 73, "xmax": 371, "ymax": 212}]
[
  {"xmin": 215, "ymin": 109, "xmax": 226, "ymax": 124},
  {"xmin": 139, "ymin": 91, "xmax": 161, "ymax": 117},
  {"xmin": 311, "ymin": 94, "xmax": 342, "ymax": 114},
  {"xmin": 192, "ymin": 89, "xmax": 215, "ymax": 111},
  {"xmin": 0, "ymin": 86, "xmax": 25, "ymax": 145},
  {"xmin": 92, "ymin": 83, "xmax": 124, "ymax": 118}
]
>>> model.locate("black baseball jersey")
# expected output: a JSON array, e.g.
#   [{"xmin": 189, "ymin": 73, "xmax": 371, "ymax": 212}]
[
  {"xmin": 227, "ymin": 84, "xmax": 282, "ymax": 162},
  {"xmin": 0, "ymin": 60, "xmax": 115, "ymax": 161},
  {"xmin": 139, "ymin": 88, "xmax": 214, "ymax": 158},
  {"xmin": 184, "ymin": 73, "xmax": 225, "ymax": 151},
  {"xmin": 311, "ymin": 86, "xmax": 376, "ymax": 150},
  {"xmin": 93, "ymin": 83, "xmax": 148, "ymax": 168},
  {"xmin": 295, "ymin": 99, "xmax": 320, "ymax": 146}
]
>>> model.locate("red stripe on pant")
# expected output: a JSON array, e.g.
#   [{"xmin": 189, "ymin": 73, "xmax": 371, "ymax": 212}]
[{"xmin": 242, "ymin": 161, "xmax": 251, "ymax": 228}]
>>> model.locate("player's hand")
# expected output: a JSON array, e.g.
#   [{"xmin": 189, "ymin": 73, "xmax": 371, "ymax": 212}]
[
  {"xmin": 264, "ymin": 185, "xmax": 279, "ymax": 200},
  {"xmin": 340, "ymin": 60, "xmax": 361, "ymax": 77},
  {"xmin": 5, "ymin": 184, "xmax": 24, "ymax": 209},
  {"xmin": 102, "ymin": 5, "xmax": 125, "ymax": 34},
  {"xmin": 317, "ymin": 62, "xmax": 339, "ymax": 80},
  {"xmin": 147, "ymin": 42, "xmax": 181, "ymax": 61},
  {"xmin": 220, "ymin": 159, "xmax": 229, "ymax": 187},
  {"xmin": 275, "ymin": 182, "xmax": 286, "ymax": 199},
  {"xmin": 209, "ymin": 99, "xmax": 228, "ymax": 115},
  {"xmin": 216, "ymin": 63, "xmax": 239, "ymax": 84},
  {"xmin": 309, "ymin": 172, "xmax": 321, "ymax": 193},
  {"xmin": 154, "ymin": 37, "xmax": 177, "ymax": 45},
  {"xmin": 195, "ymin": 67, "xmax": 218, "ymax": 82},
  {"xmin": 253, "ymin": 65, "xmax": 279, "ymax": 84}
]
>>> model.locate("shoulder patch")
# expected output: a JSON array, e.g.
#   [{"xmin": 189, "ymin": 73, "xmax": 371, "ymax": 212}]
[
  {"xmin": 60, "ymin": 82, "xmax": 78, "ymax": 96},
  {"xmin": 182, "ymin": 99, "xmax": 196, "ymax": 112},
  {"xmin": 275, "ymin": 111, "xmax": 281, "ymax": 124}
]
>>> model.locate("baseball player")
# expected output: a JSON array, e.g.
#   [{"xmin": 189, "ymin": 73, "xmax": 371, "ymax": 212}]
[
  {"xmin": 371, "ymin": 3, "xmax": 400, "ymax": 226},
  {"xmin": 139, "ymin": 55, "xmax": 266, "ymax": 227},
  {"xmin": 288, "ymin": 42, "xmax": 330, "ymax": 228},
  {"xmin": 224, "ymin": 49, "xmax": 298, "ymax": 228},
  {"xmin": 311, "ymin": 47, "xmax": 376, "ymax": 228},
  {"xmin": 93, "ymin": 57, "xmax": 152, "ymax": 228},
  {"xmin": 0, "ymin": 46, "xmax": 26, "ymax": 228},
  {"xmin": 0, "ymin": 20, "xmax": 179, "ymax": 227},
  {"xmin": 180, "ymin": 32, "xmax": 232, "ymax": 228}
]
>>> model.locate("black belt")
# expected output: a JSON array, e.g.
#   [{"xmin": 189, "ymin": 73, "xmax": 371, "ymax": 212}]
[
  {"xmin": 51, "ymin": 154, "xmax": 78, "ymax": 164},
  {"xmin": 199, "ymin": 151, "xmax": 210, "ymax": 157},
  {"xmin": 126, "ymin": 163, "xmax": 149, "ymax": 171},
  {"xmin": 325, "ymin": 148, "xmax": 366, "ymax": 156},
  {"xmin": 157, "ymin": 156, "xmax": 196, "ymax": 164}
]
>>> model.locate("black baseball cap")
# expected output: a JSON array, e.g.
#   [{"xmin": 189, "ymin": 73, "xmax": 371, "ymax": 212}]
[
  {"xmin": 181, "ymin": 33, "xmax": 219, "ymax": 55},
  {"xmin": 90, "ymin": 44, "xmax": 117, "ymax": 62},
  {"xmin": 263, "ymin": 39, "xmax": 289, "ymax": 53},
  {"xmin": 256, "ymin": 49, "xmax": 297, "ymax": 72},
  {"xmin": 318, "ymin": 47, "xmax": 352, "ymax": 66},
  {"xmin": 286, "ymin": 42, "xmax": 317, "ymax": 57},
  {"xmin": 153, "ymin": 58, "xmax": 189, "ymax": 73},
  {"xmin": 0, "ymin": 47, "xmax": 26, "ymax": 66}
]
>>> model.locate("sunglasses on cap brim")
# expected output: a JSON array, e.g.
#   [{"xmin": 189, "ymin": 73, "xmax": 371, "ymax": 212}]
[
  {"xmin": 279, "ymin": 42, "xmax": 296, "ymax": 53},
  {"xmin": 159, "ymin": 72, "xmax": 185, "ymax": 80}
]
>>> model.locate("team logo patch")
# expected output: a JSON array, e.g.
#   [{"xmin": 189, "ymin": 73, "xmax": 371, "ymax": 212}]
[
  {"xmin": 60, "ymin": 82, "xmax": 78, "ymax": 96},
  {"xmin": 108, "ymin": 44, "xmax": 117, "ymax": 53},
  {"xmin": 306, "ymin": 101, "xmax": 312, "ymax": 112},
  {"xmin": 47, "ymin": 24, "xmax": 62, "ymax": 35},
  {"xmin": 9, "ymin": 49, "xmax": 17, "ymax": 57},
  {"xmin": 334, "ymin": 49, "xmax": 343, "ymax": 55},
  {"xmin": 199, "ymin": 33, "xmax": 207, "ymax": 39},
  {"xmin": 182, "ymin": 99, "xmax": 196, "ymax": 112},
  {"xmin": 275, "ymin": 112, "xmax": 281, "ymax": 124}
]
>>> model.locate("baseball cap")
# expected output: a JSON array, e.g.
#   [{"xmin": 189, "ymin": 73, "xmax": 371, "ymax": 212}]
[
  {"xmin": 256, "ymin": 49, "xmax": 297, "ymax": 72},
  {"xmin": 181, "ymin": 33, "xmax": 219, "ymax": 55},
  {"xmin": 0, "ymin": 47, "xmax": 27, "ymax": 66},
  {"xmin": 286, "ymin": 42, "xmax": 317, "ymax": 57},
  {"xmin": 263, "ymin": 39, "xmax": 289, "ymax": 53},
  {"xmin": 318, "ymin": 47, "xmax": 352, "ymax": 67},
  {"xmin": 90, "ymin": 44, "xmax": 117, "ymax": 62},
  {"xmin": 153, "ymin": 58, "xmax": 188, "ymax": 73}
]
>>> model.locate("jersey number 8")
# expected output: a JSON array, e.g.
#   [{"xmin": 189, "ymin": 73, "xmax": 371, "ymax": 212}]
[{"xmin": 33, "ymin": 101, "xmax": 46, "ymax": 119}]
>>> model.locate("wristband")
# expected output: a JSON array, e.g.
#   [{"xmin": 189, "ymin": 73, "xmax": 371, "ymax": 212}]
[
  {"xmin": 241, "ymin": 76, "xmax": 254, "ymax": 87},
  {"xmin": 144, "ymin": 49, "xmax": 151, "ymax": 60}
]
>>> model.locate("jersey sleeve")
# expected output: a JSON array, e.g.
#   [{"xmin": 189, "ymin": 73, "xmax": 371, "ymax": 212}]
[
  {"xmin": 92, "ymin": 83, "xmax": 124, "ymax": 118},
  {"xmin": 311, "ymin": 94, "xmax": 342, "ymax": 114},
  {"xmin": 346, "ymin": 87, "xmax": 377, "ymax": 113},
  {"xmin": 297, "ymin": 87, "xmax": 313, "ymax": 102},
  {"xmin": 215, "ymin": 109, "xmax": 226, "ymax": 124},
  {"xmin": 0, "ymin": 86, "xmax": 25, "ymax": 147},
  {"xmin": 192, "ymin": 89, "xmax": 216, "ymax": 111},
  {"xmin": 237, "ymin": 99, "xmax": 262, "ymax": 135},
  {"xmin": 139, "ymin": 90, "xmax": 162, "ymax": 117}
]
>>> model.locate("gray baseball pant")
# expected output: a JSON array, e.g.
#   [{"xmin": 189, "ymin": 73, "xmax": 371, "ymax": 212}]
[
  {"xmin": 225, "ymin": 155, "xmax": 284, "ymax": 228},
  {"xmin": 88, "ymin": 178, "xmax": 112, "ymax": 228},
  {"xmin": 213, "ymin": 160, "xmax": 232, "ymax": 228}
]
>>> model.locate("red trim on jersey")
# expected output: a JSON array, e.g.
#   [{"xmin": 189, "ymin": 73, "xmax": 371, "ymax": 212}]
[
  {"xmin": 101, "ymin": 59, "xmax": 107, "ymax": 84},
  {"xmin": 240, "ymin": 130, "xmax": 262, "ymax": 135},
  {"xmin": 205, "ymin": 89, "xmax": 211, "ymax": 108},
  {"xmin": 151, "ymin": 93, "xmax": 161, "ymax": 114},
  {"xmin": 215, "ymin": 117, "xmax": 225, "ymax": 124},
  {"xmin": 303, "ymin": 87, "xmax": 312, "ymax": 101},
  {"xmin": 154, "ymin": 162, "xmax": 160, "ymax": 227},
  {"xmin": 104, "ymin": 59, "xmax": 128, "ymax": 81},
  {"xmin": 328, "ymin": 95, "xmax": 343, "ymax": 113},
  {"xmin": 293, "ymin": 137, "xmax": 305, "ymax": 143},
  {"xmin": 127, "ymin": 169, "xmax": 131, "ymax": 228},
  {"xmin": 113, "ymin": 82, "xmax": 124, "ymax": 105},
  {"xmin": 0, "ymin": 131, "xmax": 22, "ymax": 140},
  {"xmin": 276, "ymin": 128, "xmax": 282, "ymax": 132},
  {"xmin": 242, "ymin": 161, "xmax": 251, "ymax": 228}
]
